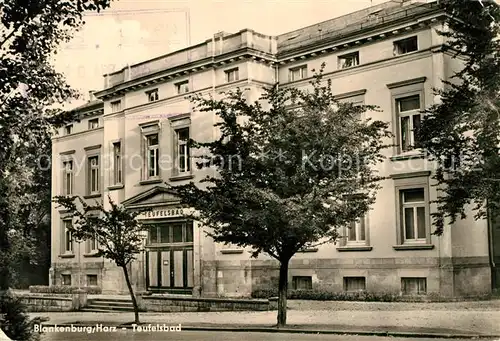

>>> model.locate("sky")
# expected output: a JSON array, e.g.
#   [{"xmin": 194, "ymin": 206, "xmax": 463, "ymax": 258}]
[{"xmin": 51, "ymin": 0, "xmax": 403, "ymax": 109}]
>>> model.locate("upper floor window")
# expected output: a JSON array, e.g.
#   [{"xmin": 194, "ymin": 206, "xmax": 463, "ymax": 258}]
[
  {"xmin": 225, "ymin": 68, "xmax": 239, "ymax": 82},
  {"xmin": 62, "ymin": 160, "xmax": 73, "ymax": 195},
  {"xmin": 397, "ymin": 95, "xmax": 421, "ymax": 152},
  {"xmin": 338, "ymin": 52, "xmax": 359, "ymax": 69},
  {"xmin": 88, "ymin": 156, "xmax": 100, "ymax": 194},
  {"xmin": 146, "ymin": 89, "xmax": 159, "ymax": 102},
  {"xmin": 88, "ymin": 118, "xmax": 99, "ymax": 130},
  {"xmin": 175, "ymin": 81, "xmax": 189, "ymax": 95},
  {"xmin": 111, "ymin": 100, "xmax": 122, "ymax": 113},
  {"xmin": 146, "ymin": 133, "xmax": 160, "ymax": 178},
  {"xmin": 175, "ymin": 127, "xmax": 190, "ymax": 174},
  {"xmin": 289, "ymin": 65, "xmax": 307, "ymax": 82},
  {"xmin": 85, "ymin": 232, "xmax": 98, "ymax": 254},
  {"xmin": 394, "ymin": 36, "xmax": 418, "ymax": 56},
  {"xmin": 113, "ymin": 142, "xmax": 122, "ymax": 185},
  {"xmin": 64, "ymin": 124, "xmax": 73, "ymax": 135},
  {"xmin": 400, "ymin": 188, "xmax": 427, "ymax": 242}
]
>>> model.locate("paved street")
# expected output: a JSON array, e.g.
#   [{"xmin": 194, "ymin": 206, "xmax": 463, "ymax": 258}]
[{"xmin": 39, "ymin": 331, "xmax": 485, "ymax": 341}]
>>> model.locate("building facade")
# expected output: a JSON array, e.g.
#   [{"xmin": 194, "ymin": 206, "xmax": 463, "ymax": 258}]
[{"xmin": 50, "ymin": 0, "xmax": 499, "ymax": 298}]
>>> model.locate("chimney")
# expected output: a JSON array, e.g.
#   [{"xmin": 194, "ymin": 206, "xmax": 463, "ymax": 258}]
[{"xmin": 88, "ymin": 90, "xmax": 96, "ymax": 102}]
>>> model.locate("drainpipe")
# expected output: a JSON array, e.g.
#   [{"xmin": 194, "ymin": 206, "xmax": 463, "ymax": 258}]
[{"xmin": 487, "ymin": 205, "xmax": 497, "ymax": 290}]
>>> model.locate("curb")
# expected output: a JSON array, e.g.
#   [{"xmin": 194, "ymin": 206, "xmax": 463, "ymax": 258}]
[{"xmin": 38, "ymin": 323, "xmax": 499, "ymax": 339}]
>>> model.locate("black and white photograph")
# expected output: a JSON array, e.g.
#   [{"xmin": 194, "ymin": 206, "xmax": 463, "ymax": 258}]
[{"xmin": 0, "ymin": 0, "xmax": 499, "ymax": 340}]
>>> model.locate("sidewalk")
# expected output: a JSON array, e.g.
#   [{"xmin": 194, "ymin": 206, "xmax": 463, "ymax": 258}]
[{"xmin": 28, "ymin": 300, "xmax": 500, "ymax": 338}]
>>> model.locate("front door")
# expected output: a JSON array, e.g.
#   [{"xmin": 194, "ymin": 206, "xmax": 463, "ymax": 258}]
[{"xmin": 146, "ymin": 221, "xmax": 194, "ymax": 293}]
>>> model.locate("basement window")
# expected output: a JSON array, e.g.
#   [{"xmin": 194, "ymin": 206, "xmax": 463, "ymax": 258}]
[
  {"xmin": 344, "ymin": 277, "xmax": 366, "ymax": 292},
  {"xmin": 61, "ymin": 274, "xmax": 71, "ymax": 286},
  {"xmin": 292, "ymin": 276, "xmax": 312, "ymax": 290},
  {"xmin": 401, "ymin": 277, "xmax": 427, "ymax": 295},
  {"xmin": 87, "ymin": 275, "xmax": 98, "ymax": 286}
]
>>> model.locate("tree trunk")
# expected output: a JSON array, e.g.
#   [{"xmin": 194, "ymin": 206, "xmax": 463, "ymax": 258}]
[
  {"xmin": 277, "ymin": 258, "xmax": 290, "ymax": 328},
  {"xmin": 121, "ymin": 264, "xmax": 140, "ymax": 324}
]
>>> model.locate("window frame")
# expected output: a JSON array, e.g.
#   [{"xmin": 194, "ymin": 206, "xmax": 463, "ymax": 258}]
[
  {"xmin": 87, "ymin": 155, "xmax": 100, "ymax": 194},
  {"xmin": 64, "ymin": 124, "xmax": 73, "ymax": 135},
  {"xmin": 140, "ymin": 121, "xmax": 161, "ymax": 181},
  {"xmin": 88, "ymin": 118, "xmax": 99, "ymax": 130},
  {"xmin": 401, "ymin": 277, "xmax": 427, "ymax": 295},
  {"xmin": 224, "ymin": 68, "xmax": 239, "ymax": 83},
  {"xmin": 175, "ymin": 80, "xmax": 189, "ymax": 95},
  {"xmin": 175, "ymin": 127, "xmax": 191, "ymax": 175},
  {"xmin": 387, "ymin": 77, "xmax": 426, "ymax": 156},
  {"xmin": 338, "ymin": 51, "xmax": 360, "ymax": 69},
  {"xmin": 396, "ymin": 94, "xmax": 422, "ymax": 152},
  {"xmin": 147, "ymin": 220, "xmax": 194, "ymax": 246},
  {"xmin": 393, "ymin": 174, "xmax": 432, "ymax": 246},
  {"xmin": 393, "ymin": 36, "xmax": 418, "ymax": 56},
  {"xmin": 110, "ymin": 100, "xmax": 122, "ymax": 113},
  {"xmin": 62, "ymin": 219, "xmax": 74, "ymax": 254},
  {"xmin": 343, "ymin": 276, "xmax": 366, "ymax": 292},
  {"xmin": 62, "ymin": 159, "xmax": 73, "ymax": 195},
  {"xmin": 86, "ymin": 274, "xmax": 98, "ymax": 286},
  {"xmin": 146, "ymin": 89, "xmax": 159, "ymax": 102},
  {"xmin": 61, "ymin": 274, "xmax": 72, "ymax": 286},
  {"xmin": 288, "ymin": 65, "xmax": 308, "ymax": 82},
  {"xmin": 112, "ymin": 140, "xmax": 123, "ymax": 185},
  {"xmin": 292, "ymin": 276, "xmax": 313, "ymax": 290}
]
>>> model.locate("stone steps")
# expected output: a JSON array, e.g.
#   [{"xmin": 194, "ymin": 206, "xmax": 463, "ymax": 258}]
[{"xmin": 84, "ymin": 298, "xmax": 135, "ymax": 312}]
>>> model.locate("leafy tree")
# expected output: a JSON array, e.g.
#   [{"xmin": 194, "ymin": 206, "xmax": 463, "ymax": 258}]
[
  {"xmin": 0, "ymin": 0, "xmax": 116, "ymax": 292},
  {"xmin": 417, "ymin": 0, "xmax": 500, "ymax": 234},
  {"xmin": 168, "ymin": 65, "xmax": 392, "ymax": 327},
  {"xmin": 54, "ymin": 195, "xmax": 150, "ymax": 324}
]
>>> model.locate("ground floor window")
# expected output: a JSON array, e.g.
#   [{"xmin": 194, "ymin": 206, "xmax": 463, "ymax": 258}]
[
  {"xmin": 61, "ymin": 274, "xmax": 71, "ymax": 286},
  {"xmin": 87, "ymin": 274, "xmax": 98, "ymax": 286},
  {"xmin": 344, "ymin": 277, "xmax": 366, "ymax": 292}
]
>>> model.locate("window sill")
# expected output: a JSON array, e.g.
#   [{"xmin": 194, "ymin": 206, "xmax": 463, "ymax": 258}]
[
  {"xmin": 298, "ymin": 248, "xmax": 318, "ymax": 253},
  {"xmin": 83, "ymin": 252, "xmax": 100, "ymax": 258},
  {"xmin": 220, "ymin": 249, "xmax": 244, "ymax": 255},
  {"xmin": 84, "ymin": 193, "xmax": 101, "ymax": 199},
  {"xmin": 108, "ymin": 184, "xmax": 124, "ymax": 191},
  {"xmin": 59, "ymin": 254, "xmax": 75, "ymax": 258},
  {"xmin": 390, "ymin": 151, "xmax": 426, "ymax": 161},
  {"xmin": 169, "ymin": 174, "xmax": 194, "ymax": 182},
  {"xmin": 337, "ymin": 246, "xmax": 373, "ymax": 252},
  {"xmin": 393, "ymin": 244, "xmax": 434, "ymax": 251},
  {"xmin": 139, "ymin": 178, "xmax": 163, "ymax": 186}
]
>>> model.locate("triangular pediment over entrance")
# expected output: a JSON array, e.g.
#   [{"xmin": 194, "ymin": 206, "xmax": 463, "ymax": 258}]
[{"xmin": 121, "ymin": 186, "xmax": 180, "ymax": 209}]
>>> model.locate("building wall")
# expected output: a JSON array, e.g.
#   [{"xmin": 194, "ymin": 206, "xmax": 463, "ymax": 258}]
[{"xmin": 50, "ymin": 2, "xmax": 493, "ymax": 298}]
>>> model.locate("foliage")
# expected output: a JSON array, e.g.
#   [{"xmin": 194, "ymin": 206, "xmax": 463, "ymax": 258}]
[
  {"xmin": 53, "ymin": 195, "xmax": 150, "ymax": 323},
  {"xmin": 29, "ymin": 285, "xmax": 102, "ymax": 295},
  {"xmin": 169, "ymin": 64, "xmax": 392, "ymax": 326},
  {"xmin": 0, "ymin": 290, "xmax": 42, "ymax": 341},
  {"xmin": 417, "ymin": 0, "xmax": 500, "ymax": 233}
]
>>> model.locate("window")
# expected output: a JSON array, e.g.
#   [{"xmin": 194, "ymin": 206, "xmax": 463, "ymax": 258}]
[
  {"xmin": 397, "ymin": 95, "xmax": 421, "ymax": 152},
  {"xmin": 347, "ymin": 216, "xmax": 366, "ymax": 245},
  {"xmin": 85, "ymin": 233, "xmax": 98, "ymax": 253},
  {"xmin": 344, "ymin": 277, "xmax": 366, "ymax": 292},
  {"xmin": 111, "ymin": 100, "xmax": 122, "ymax": 113},
  {"xmin": 61, "ymin": 274, "xmax": 71, "ymax": 286},
  {"xmin": 175, "ymin": 81, "xmax": 189, "ymax": 94},
  {"xmin": 146, "ymin": 134, "xmax": 159, "ymax": 178},
  {"xmin": 146, "ymin": 89, "xmax": 159, "ymax": 102},
  {"xmin": 148, "ymin": 221, "xmax": 194, "ymax": 245},
  {"xmin": 64, "ymin": 125, "xmax": 73, "ymax": 135},
  {"xmin": 289, "ymin": 65, "xmax": 307, "ymax": 82},
  {"xmin": 401, "ymin": 277, "xmax": 426, "ymax": 295},
  {"xmin": 394, "ymin": 36, "xmax": 418, "ymax": 55},
  {"xmin": 88, "ymin": 156, "xmax": 100, "ymax": 194},
  {"xmin": 88, "ymin": 118, "xmax": 99, "ymax": 130},
  {"xmin": 175, "ymin": 128, "xmax": 190, "ymax": 174},
  {"xmin": 338, "ymin": 52, "xmax": 359, "ymax": 69},
  {"xmin": 62, "ymin": 160, "xmax": 73, "ymax": 195},
  {"xmin": 400, "ymin": 188, "xmax": 427, "ymax": 242},
  {"xmin": 62, "ymin": 220, "xmax": 73, "ymax": 253},
  {"xmin": 292, "ymin": 276, "xmax": 312, "ymax": 290},
  {"xmin": 87, "ymin": 275, "xmax": 98, "ymax": 286},
  {"xmin": 113, "ymin": 142, "xmax": 122, "ymax": 185},
  {"xmin": 225, "ymin": 68, "xmax": 239, "ymax": 82}
]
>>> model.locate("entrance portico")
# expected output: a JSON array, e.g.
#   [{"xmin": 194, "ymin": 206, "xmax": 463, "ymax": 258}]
[{"xmin": 121, "ymin": 186, "xmax": 200, "ymax": 295}]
